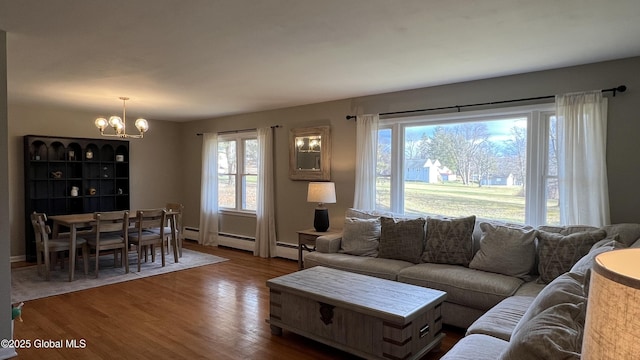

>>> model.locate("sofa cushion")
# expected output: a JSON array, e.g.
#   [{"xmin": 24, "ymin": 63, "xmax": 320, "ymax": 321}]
[
  {"xmin": 513, "ymin": 281, "xmax": 546, "ymax": 297},
  {"xmin": 378, "ymin": 217, "xmax": 426, "ymax": 264},
  {"xmin": 501, "ymin": 302, "xmax": 585, "ymax": 360},
  {"xmin": 398, "ymin": 263, "xmax": 523, "ymax": 311},
  {"xmin": 422, "ymin": 215, "xmax": 476, "ymax": 266},
  {"xmin": 469, "ymin": 223, "xmax": 537, "ymax": 279},
  {"xmin": 340, "ymin": 217, "xmax": 380, "ymax": 257},
  {"xmin": 441, "ymin": 334, "xmax": 509, "ymax": 360},
  {"xmin": 303, "ymin": 251, "xmax": 413, "ymax": 281},
  {"xmin": 512, "ymin": 272, "xmax": 585, "ymax": 337},
  {"xmin": 466, "ymin": 296, "xmax": 536, "ymax": 341},
  {"xmin": 537, "ymin": 229, "xmax": 606, "ymax": 283}
]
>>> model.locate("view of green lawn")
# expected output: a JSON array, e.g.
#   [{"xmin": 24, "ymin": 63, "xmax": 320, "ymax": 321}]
[{"xmin": 377, "ymin": 180, "xmax": 560, "ymax": 224}]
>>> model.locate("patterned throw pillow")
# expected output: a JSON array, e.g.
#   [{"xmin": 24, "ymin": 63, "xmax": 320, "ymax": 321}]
[
  {"xmin": 537, "ymin": 229, "xmax": 606, "ymax": 284},
  {"xmin": 340, "ymin": 217, "xmax": 381, "ymax": 257},
  {"xmin": 377, "ymin": 217, "xmax": 426, "ymax": 264},
  {"xmin": 469, "ymin": 223, "xmax": 537, "ymax": 279},
  {"xmin": 422, "ymin": 215, "xmax": 476, "ymax": 266}
]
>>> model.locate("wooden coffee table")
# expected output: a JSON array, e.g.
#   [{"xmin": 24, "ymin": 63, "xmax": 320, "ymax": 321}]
[{"xmin": 267, "ymin": 266, "xmax": 447, "ymax": 360}]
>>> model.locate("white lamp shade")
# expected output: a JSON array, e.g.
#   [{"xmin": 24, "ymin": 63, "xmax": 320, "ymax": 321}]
[
  {"xmin": 307, "ymin": 182, "xmax": 336, "ymax": 204},
  {"xmin": 582, "ymin": 248, "xmax": 640, "ymax": 359}
]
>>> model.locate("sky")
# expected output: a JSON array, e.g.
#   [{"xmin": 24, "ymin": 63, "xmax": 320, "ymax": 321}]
[{"xmin": 381, "ymin": 117, "xmax": 528, "ymax": 145}]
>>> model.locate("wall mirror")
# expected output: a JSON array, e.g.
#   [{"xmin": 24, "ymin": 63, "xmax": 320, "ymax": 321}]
[{"xmin": 289, "ymin": 126, "xmax": 331, "ymax": 181}]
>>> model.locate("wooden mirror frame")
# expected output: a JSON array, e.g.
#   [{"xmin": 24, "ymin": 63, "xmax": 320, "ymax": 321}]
[{"xmin": 289, "ymin": 126, "xmax": 331, "ymax": 181}]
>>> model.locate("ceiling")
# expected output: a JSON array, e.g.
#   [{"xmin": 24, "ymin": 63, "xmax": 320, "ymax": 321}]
[{"xmin": 1, "ymin": 0, "xmax": 640, "ymax": 122}]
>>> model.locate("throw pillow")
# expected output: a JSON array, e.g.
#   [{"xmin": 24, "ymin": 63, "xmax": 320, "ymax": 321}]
[
  {"xmin": 422, "ymin": 215, "xmax": 476, "ymax": 266},
  {"xmin": 501, "ymin": 302, "xmax": 585, "ymax": 360},
  {"xmin": 340, "ymin": 217, "xmax": 381, "ymax": 257},
  {"xmin": 537, "ymin": 229, "xmax": 606, "ymax": 284},
  {"xmin": 570, "ymin": 241, "xmax": 625, "ymax": 278},
  {"xmin": 469, "ymin": 223, "xmax": 537, "ymax": 279},
  {"xmin": 512, "ymin": 272, "xmax": 586, "ymax": 337},
  {"xmin": 345, "ymin": 208, "xmax": 387, "ymax": 220},
  {"xmin": 377, "ymin": 217, "xmax": 426, "ymax": 264}
]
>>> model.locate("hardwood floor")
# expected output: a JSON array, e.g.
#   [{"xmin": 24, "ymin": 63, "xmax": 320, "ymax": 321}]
[{"xmin": 12, "ymin": 243, "xmax": 463, "ymax": 359}]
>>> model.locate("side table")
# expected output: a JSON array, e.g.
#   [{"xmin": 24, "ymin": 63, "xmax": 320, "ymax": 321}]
[{"xmin": 297, "ymin": 228, "xmax": 341, "ymax": 270}]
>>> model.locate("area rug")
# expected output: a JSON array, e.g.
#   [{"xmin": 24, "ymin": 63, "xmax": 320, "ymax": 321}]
[{"xmin": 11, "ymin": 249, "xmax": 228, "ymax": 302}]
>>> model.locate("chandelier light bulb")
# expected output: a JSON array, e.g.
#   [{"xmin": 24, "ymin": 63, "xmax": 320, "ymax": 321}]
[
  {"xmin": 95, "ymin": 117, "xmax": 108, "ymax": 131},
  {"xmin": 135, "ymin": 118, "xmax": 149, "ymax": 133},
  {"xmin": 109, "ymin": 116, "xmax": 122, "ymax": 128}
]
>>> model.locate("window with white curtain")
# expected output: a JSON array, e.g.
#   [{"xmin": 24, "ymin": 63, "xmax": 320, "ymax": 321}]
[
  {"xmin": 218, "ymin": 132, "xmax": 258, "ymax": 211},
  {"xmin": 377, "ymin": 104, "xmax": 558, "ymax": 226}
]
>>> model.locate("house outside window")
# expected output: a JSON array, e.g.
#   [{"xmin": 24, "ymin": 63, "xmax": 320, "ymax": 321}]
[
  {"xmin": 218, "ymin": 132, "xmax": 258, "ymax": 211},
  {"xmin": 376, "ymin": 104, "xmax": 557, "ymax": 226}
]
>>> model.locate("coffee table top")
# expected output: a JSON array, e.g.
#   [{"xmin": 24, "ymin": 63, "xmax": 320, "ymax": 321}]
[{"xmin": 267, "ymin": 266, "xmax": 446, "ymax": 324}]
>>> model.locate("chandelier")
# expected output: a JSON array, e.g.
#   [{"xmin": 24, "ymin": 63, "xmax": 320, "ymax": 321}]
[{"xmin": 94, "ymin": 97, "xmax": 149, "ymax": 138}]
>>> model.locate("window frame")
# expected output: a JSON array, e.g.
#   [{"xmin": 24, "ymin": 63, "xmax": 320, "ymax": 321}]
[
  {"xmin": 218, "ymin": 131, "xmax": 258, "ymax": 213},
  {"xmin": 378, "ymin": 103, "xmax": 555, "ymax": 226}
]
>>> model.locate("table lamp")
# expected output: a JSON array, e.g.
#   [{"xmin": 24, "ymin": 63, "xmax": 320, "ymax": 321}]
[
  {"xmin": 307, "ymin": 182, "xmax": 336, "ymax": 232},
  {"xmin": 582, "ymin": 248, "xmax": 640, "ymax": 359}
]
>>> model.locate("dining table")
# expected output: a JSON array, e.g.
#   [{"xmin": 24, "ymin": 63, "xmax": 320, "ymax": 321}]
[{"xmin": 49, "ymin": 209, "xmax": 181, "ymax": 281}]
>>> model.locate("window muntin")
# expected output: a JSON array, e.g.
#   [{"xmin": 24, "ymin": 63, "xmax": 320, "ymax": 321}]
[
  {"xmin": 243, "ymin": 139, "xmax": 258, "ymax": 211},
  {"xmin": 544, "ymin": 115, "xmax": 559, "ymax": 225},
  {"xmin": 218, "ymin": 133, "xmax": 258, "ymax": 211},
  {"xmin": 377, "ymin": 105, "xmax": 555, "ymax": 225}
]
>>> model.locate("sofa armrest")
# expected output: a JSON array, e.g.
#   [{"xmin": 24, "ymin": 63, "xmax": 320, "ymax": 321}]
[{"xmin": 316, "ymin": 233, "xmax": 343, "ymax": 253}]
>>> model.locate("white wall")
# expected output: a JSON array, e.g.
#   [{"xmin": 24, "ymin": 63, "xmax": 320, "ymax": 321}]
[{"xmin": 1, "ymin": 29, "xmax": 17, "ymax": 360}]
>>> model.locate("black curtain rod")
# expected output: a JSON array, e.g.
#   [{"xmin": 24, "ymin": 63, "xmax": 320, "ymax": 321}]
[
  {"xmin": 345, "ymin": 85, "xmax": 627, "ymax": 120},
  {"xmin": 197, "ymin": 125, "xmax": 280, "ymax": 136}
]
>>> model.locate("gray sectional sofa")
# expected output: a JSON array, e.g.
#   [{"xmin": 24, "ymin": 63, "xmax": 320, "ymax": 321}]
[{"xmin": 303, "ymin": 208, "xmax": 640, "ymax": 359}]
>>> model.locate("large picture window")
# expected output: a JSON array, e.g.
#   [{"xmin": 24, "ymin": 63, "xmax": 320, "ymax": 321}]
[
  {"xmin": 218, "ymin": 132, "xmax": 258, "ymax": 211},
  {"xmin": 376, "ymin": 105, "xmax": 557, "ymax": 226}
]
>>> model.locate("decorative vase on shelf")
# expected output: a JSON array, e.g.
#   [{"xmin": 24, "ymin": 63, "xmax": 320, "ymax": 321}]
[
  {"xmin": 70, "ymin": 186, "xmax": 79, "ymax": 197},
  {"xmin": 86, "ymin": 150, "xmax": 93, "ymax": 160}
]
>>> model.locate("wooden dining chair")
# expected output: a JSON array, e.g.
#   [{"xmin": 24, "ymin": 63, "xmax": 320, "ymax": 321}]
[
  {"xmin": 149, "ymin": 203, "xmax": 184, "ymax": 259},
  {"xmin": 31, "ymin": 212, "xmax": 89, "ymax": 281},
  {"xmin": 86, "ymin": 211, "xmax": 130, "ymax": 277},
  {"xmin": 129, "ymin": 208, "xmax": 167, "ymax": 272}
]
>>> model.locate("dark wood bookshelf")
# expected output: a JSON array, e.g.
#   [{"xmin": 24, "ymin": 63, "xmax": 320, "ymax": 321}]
[{"xmin": 23, "ymin": 135, "xmax": 130, "ymax": 261}]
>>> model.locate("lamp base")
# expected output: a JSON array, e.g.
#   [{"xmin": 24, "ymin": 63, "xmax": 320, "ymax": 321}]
[{"xmin": 314, "ymin": 208, "xmax": 330, "ymax": 232}]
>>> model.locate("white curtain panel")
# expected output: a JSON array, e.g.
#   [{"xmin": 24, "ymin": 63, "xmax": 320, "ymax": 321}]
[
  {"xmin": 255, "ymin": 127, "xmax": 277, "ymax": 257},
  {"xmin": 199, "ymin": 132, "xmax": 219, "ymax": 246},
  {"xmin": 353, "ymin": 114, "xmax": 379, "ymax": 210},
  {"xmin": 556, "ymin": 91, "xmax": 610, "ymax": 226}
]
